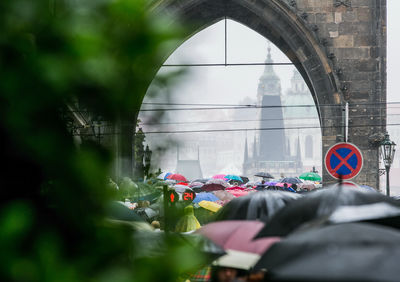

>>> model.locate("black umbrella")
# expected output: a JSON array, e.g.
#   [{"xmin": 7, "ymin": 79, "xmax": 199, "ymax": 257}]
[
  {"xmin": 280, "ymin": 177, "xmax": 302, "ymax": 184},
  {"xmin": 255, "ymin": 185, "xmax": 400, "ymax": 238},
  {"xmin": 254, "ymin": 222, "xmax": 400, "ymax": 282},
  {"xmin": 254, "ymin": 172, "xmax": 274, "ymax": 179},
  {"xmin": 327, "ymin": 201, "xmax": 400, "ymax": 230},
  {"xmin": 214, "ymin": 190, "xmax": 301, "ymax": 223},
  {"xmin": 239, "ymin": 176, "xmax": 250, "ymax": 184}
]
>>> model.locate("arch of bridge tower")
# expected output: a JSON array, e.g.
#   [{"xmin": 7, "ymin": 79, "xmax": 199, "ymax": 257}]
[
  {"xmin": 137, "ymin": 0, "xmax": 386, "ymax": 188},
  {"xmin": 148, "ymin": 0, "xmax": 344, "ymax": 180}
]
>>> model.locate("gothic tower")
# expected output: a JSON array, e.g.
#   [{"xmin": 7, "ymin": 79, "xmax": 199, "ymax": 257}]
[{"xmin": 257, "ymin": 46, "xmax": 286, "ymax": 161}]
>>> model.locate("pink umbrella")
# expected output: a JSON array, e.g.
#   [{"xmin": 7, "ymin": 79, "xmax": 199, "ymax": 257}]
[
  {"xmin": 227, "ymin": 189, "xmax": 249, "ymax": 197},
  {"xmin": 212, "ymin": 174, "xmax": 227, "ymax": 180},
  {"xmin": 212, "ymin": 190, "xmax": 235, "ymax": 202},
  {"xmin": 196, "ymin": 220, "xmax": 280, "ymax": 255},
  {"xmin": 166, "ymin": 173, "xmax": 188, "ymax": 182}
]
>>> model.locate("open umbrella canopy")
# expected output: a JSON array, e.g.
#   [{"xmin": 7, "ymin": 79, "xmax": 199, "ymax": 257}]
[
  {"xmin": 212, "ymin": 190, "xmax": 236, "ymax": 202},
  {"xmin": 198, "ymin": 201, "xmax": 222, "ymax": 213},
  {"xmin": 192, "ymin": 178, "xmax": 210, "ymax": 184},
  {"xmin": 226, "ymin": 189, "xmax": 248, "ymax": 198},
  {"xmin": 189, "ymin": 181, "xmax": 204, "ymax": 188},
  {"xmin": 215, "ymin": 191, "xmax": 301, "ymax": 222},
  {"xmin": 239, "ymin": 176, "xmax": 250, "ymax": 184},
  {"xmin": 157, "ymin": 171, "xmax": 172, "ymax": 180},
  {"xmin": 254, "ymin": 172, "xmax": 274, "ymax": 179},
  {"xmin": 201, "ymin": 183, "xmax": 226, "ymax": 192},
  {"xmin": 327, "ymin": 202, "xmax": 400, "ymax": 230},
  {"xmin": 192, "ymin": 192, "xmax": 219, "ymax": 204},
  {"xmin": 299, "ymin": 171, "xmax": 321, "ymax": 181},
  {"xmin": 254, "ymin": 223, "xmax": 400, "ymax": 282},
  {"xmin": 205, "ymin": 178, "xmax": 230, "ymax": 187},
  {"xmin": 255, "ymin": 185, "xmax": 400, "ymax": 238},
  {"xmin": 224, "ymin": 174, "xmax": 243, "ymax": 182},
  {"xmin": 212, "ymin": 174, "xmax": 227, "ymax": 180},
  {"xmin": 280, "ymin": 177, "xmax": 303, "ymax": 184},
  {"xmin": 173, "ymin": 185, "xmax": 193, "ymax": 193},
  {"xmin": 196, "ymin": 220, "xmax": 279, "ymax": 255},
  {"xmin": 166, "ymin": 173, "xmax": 188, "ymax": 182},
  {"xmin": 105, "ymin": 201, "xmax": 145, "ymax": 222}
]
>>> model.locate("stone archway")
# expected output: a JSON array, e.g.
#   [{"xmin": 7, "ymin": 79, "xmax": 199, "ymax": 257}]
[{"xmin": 131, "ymin": 0, "xmax": 385, "ymax": 188}]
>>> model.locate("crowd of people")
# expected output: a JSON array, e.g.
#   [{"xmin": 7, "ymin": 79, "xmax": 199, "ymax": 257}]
[{"xmin": 104, "ymin": 172, "xmax": 330, "ymax": 281}]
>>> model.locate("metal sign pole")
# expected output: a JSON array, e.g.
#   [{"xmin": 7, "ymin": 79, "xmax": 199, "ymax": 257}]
[{"xmin": 163, "ymin": 185, "xmax": 169, "ymax": 233}]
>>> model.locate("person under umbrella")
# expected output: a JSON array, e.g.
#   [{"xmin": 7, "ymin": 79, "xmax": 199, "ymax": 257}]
[
  {"xmin": 279, "ymin": 177, "xmax": 303, "ymax": 185},
  {"xmin": 166, "ymin": 173, "xmax": 188, "ymax": 182},
  {"xmin": 254, "ymin": 172, "xmax": 274, "ymax": 179}
]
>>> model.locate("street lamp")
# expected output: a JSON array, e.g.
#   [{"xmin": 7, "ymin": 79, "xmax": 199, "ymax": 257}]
[
  {"xmin": 92, "ymin": 116, "xmax": 103, "ymax": 143},
  {"xmin": 144, "ymin": 145, "xmax": 152, "ymax": 180},
  {"xmin": 380, "ymin": 132, "xmax": 396, "ymax": 196}
]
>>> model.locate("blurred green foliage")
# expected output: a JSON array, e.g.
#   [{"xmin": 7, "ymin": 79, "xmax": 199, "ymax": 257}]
[{"xmin": 0, "ymin": 0, "xmax": 204, "ymax": 281}]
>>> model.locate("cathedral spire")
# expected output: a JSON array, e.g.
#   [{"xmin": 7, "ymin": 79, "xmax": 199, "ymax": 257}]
[
  {"xmin": 243, "ymin": 136, "xmax": 249, "ymax": 164},
  {"xmin": 257, "ymin": 43, "xmax": 281, "ymax": 100},
  {"xmin": 253, "ymin": 134, "xmax": 257, "ymax": 160},
  {"xmin": 296, "ymin": 136, "xmax": 302, "ymax": 166},
  {"xmin": 266, "ymin": 43, "xmax": 272, "ymax": 64}
]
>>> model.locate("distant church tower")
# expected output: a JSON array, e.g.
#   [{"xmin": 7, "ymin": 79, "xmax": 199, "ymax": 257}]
[
  {"xmin": 243, "ymin": 46, "xmax": 304, "ymax": 178},
  {"xmin": 257, "ymin": 46, "xmax": 286, "ymax": 161}
]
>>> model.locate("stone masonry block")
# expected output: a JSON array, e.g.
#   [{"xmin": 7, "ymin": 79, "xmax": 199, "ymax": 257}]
[
  {"xmin": 356, "ymin": 7, "xmax": 372, "ymax": 22},
  {"xmin": 336, "ymin": 47, "xmax": 370, "ymax": 59},
  {"xmin": 332, "ymin": 35, "xmax": 354, "ymax": 47}
]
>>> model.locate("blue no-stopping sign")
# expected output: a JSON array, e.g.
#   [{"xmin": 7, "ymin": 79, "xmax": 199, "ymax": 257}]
[{"xmin": 325, "ymin": 142, "xmax": 363, "ymax": 180}]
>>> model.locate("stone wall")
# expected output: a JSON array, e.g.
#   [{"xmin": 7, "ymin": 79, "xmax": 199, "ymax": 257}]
[{"xmin": 283, "ymin": 0, "xmax": 386, "ymax": 187}]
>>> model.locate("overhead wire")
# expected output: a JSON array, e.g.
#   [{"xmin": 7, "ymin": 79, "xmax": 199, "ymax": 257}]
[
  {"xmin": 139, "ymin": 101, "xmax": 400, "ymax": 112},
  {"xmin": 73, "ymin": 122, "xmax": 400, "ymax": 136}
]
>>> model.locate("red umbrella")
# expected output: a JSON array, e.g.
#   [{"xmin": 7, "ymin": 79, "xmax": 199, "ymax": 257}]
[
  {"xmin": 226, "ymin": 186, "xmax": 245, "ymax": 190},
  {"xmin": 166, "ymin": 173, "xmax": 188, "ymax": 182},
  {"xmin": 196, "ymin": 220, "xmax": 280, "ymax": 255}
]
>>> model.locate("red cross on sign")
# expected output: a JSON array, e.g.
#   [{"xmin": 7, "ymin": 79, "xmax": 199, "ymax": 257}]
[{"xmin": 325, "ymin": 142, "xmax": 363, "ymax": 180}]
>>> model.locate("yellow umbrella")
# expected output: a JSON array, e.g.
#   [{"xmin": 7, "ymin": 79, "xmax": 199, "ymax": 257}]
[{"xmin": 198, "ymin": 200, "xmax": 222, "ymax": 213}]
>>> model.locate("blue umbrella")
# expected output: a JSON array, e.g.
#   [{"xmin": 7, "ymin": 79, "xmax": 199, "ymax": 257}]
[
  {"xmin": 157, "ymin": 172, "xmax": 172, "ymax": 180},
  {"xmin": 224, "ymin": 175, "xmax": 243, "ymax": 182},
  {"xmin": 193, "ymin": 192, "xmax": 219, "ymax": 204}
]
